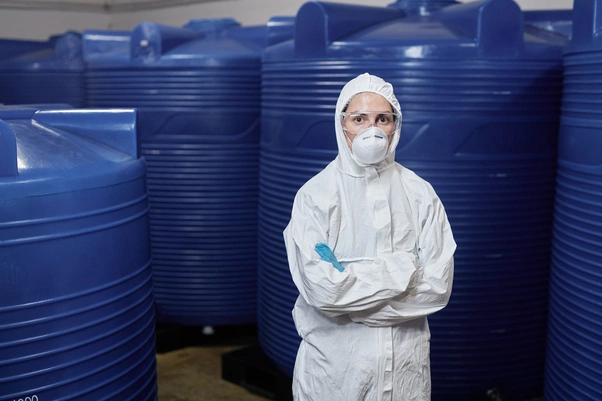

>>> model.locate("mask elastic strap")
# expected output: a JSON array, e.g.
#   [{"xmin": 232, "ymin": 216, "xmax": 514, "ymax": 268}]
[{"xmin": 343, "ymin": 128, "xmax": 354, "ymax": 149}]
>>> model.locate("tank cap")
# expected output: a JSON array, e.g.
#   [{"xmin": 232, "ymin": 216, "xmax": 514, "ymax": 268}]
[{"xmin": 0, "ymin": 120, "xmax": 18, "ymax": 177}]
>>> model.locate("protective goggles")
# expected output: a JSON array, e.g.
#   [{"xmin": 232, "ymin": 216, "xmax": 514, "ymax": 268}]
[{"xmin": 339, "ymin": 111, "xmax": 400, "ymax": 134}]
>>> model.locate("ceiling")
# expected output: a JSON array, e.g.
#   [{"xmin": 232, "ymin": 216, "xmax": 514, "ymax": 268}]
[{"xmin": 0, "ymin": 0, "xmax": 219, "ymax": 12}]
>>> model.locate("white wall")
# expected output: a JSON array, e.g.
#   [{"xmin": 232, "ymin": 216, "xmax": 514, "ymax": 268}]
[
  {"xmin": 0, "ymin": 9, "xmax": 110, "ymax": 40},
  {"xmin": 110, "ymin": 0, "xmax": 396, "ymax": 29},
  {"xmin": 0, "ymin": 0, "xmax": 574, "ymax": 41}
]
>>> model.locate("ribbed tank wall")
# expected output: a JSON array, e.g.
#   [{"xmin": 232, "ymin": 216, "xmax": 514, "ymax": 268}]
[
  {"xmin": 0, "ymin": 33, "xmax": 85, "ymax": 107},
  {"xmin": 384, "ymin": 60, "xmax": 559, "ymax": 401},
  {"xmin": 544, "ymin": 36, "xmax": 602, "ymax": 401},
  {"xmin": 259, "ymin": 61, "xmax": 562, "ymax": 398},
  {"xmin": 0, "ymin": 109, "xmax": 157, "ymax": 400},
  {"xmin": 86, "ymin": 57, "xmax": 261, "ymax": 325},
  {"xmin": 0, "ymin": 72, "xmax": 85, "ymax": 106},
  {"xmin": 258, "ymin": 137, "xmax": 331, "ymax": 376},
  {"xmin": 86, "ymin": 70, "xmax": 260, "ymax": 108}
]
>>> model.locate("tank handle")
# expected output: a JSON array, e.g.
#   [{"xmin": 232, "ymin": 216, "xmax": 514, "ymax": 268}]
[
  {"xmin": 570, "ymin": 0, "xmax": 602, "ymax": 52},
  {"xmin": 33, "ymin": 109, "xmax": 139, "ymax": 158},
  {"xmin": 267, "ymin": 16, "xmax": 296, "ymax": 47},
  {"xmin": 295, "ymin": 1, "xmax": 404, "ymax": 57},
  {"xmin": 0, "ymin": 120, "xmax": 18, "ymax": 177},
  {"xmin": 437, "ymin": 0, "xmax": 524, "ymax": 57},
  {"xmin": 131, "ymin": 22, "xmax": 201, "ymax": 62}
]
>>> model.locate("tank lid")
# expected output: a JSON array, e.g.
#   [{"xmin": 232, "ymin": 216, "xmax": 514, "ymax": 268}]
[
  {"xmin": 266, "ymin": 0, "xmax": 565, "ymax": 61},
  {"xmin": 0, "ymin": 104, "xmax": 73, "ymax": 177},
  {"xmin": 0, "ymin": 31, "xmax": 84, "ymax": 71},
  {"xmin": 84, "ymin": 16, "xmax": 294, "ymax": 69},
  {"xmin": 33, "ymin": 109, "xmax": 138, "ymax": 157},
  {"xmin": 0, "ymin": 107, "xmax": 142, "ymax": 198}
]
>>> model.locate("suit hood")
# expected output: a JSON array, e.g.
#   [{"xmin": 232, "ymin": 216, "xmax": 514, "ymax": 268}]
[{"xmin": 334, "ymin": 73, "xmax": 402, "ymax": 176}]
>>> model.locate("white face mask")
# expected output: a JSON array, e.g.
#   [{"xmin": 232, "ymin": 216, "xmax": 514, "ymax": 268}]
[{"xmin": 349, "ymin": 126, "xmax": 390, "ymax": 165}]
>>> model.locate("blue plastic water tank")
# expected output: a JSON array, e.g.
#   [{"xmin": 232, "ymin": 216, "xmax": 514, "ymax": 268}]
[
  {"xmin": 0, "ymin": 32, "xmax": 85, "ymax": 107},
  {"xmin": 84, "ymin": 18, "xmax": 294, "ymax": 326},
  {"xmin": 0, "ymin": 107, "xmax": 157, "ymax": 400},
  {"xmin": 544, "ymin": 1, "xmax": 602, "ymax": 399},
  {"xmin": 258, "ymin": 1, "xmax": 568, "ymax": 399}
]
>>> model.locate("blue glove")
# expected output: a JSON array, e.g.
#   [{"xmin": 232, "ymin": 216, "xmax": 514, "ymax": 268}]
[{"xmin": 315, "ymin": 243, "xmax": 345, "ymax": 272}]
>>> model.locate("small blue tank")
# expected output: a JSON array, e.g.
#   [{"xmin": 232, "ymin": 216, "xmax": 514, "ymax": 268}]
[
  {"xmin": 84, "ymin": 18, "xmax": 294, "ymax": 327},
  {"xmin": 0, "ymin": 32, "xmax": 85, "ymax": 107},
  {"xmin": 258, "ymin": 1, "xmax": 568, "ymax": 399},
  {"xmin": 544, "ymin": 1, "xmax": 602, "ymax": 400},
  {"xmin": 0, "ymin": 107, "xmax": 157, "ymax": 400}
]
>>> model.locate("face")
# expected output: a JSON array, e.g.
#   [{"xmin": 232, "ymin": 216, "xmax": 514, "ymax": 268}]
[{"xmin": 342, "ymin": 92, "xmax": 395, "ymax": 149}]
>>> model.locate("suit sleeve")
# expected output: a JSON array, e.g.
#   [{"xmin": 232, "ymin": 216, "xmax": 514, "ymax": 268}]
[
  {"xmin": 284, "ymin": 190, "xmax": 419, "ymax": 317},
  {"xmin": 347, "ymin": 192, "xmax": 456, "ymax": 326}
]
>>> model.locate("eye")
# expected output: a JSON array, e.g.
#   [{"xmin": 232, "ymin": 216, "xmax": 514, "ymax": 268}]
[
  {"xmin": 377, "ymin": 115, "xmax": 392, "ymax": 124},
  {"xmin": 352, "ymin": 115, "xmax": 365, "ymax": 124}
]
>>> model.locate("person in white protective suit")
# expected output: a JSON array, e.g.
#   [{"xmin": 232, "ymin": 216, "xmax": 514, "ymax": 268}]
[{"xmin": 283, "ymin": 73, "xmax": 456, "ymax": 401}]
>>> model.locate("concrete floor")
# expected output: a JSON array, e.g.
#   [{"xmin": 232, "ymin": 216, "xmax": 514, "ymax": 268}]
[
  {"xmin": 155, "ymin": 324, "xmax": 280, "ymax": 401},
  {"xmin": 157, "ymin": 345, "xmax": 270, "ymax": 401},
  {"xmin": 154, "ymin": 326, "xmax": 545, "ymax": 401}
]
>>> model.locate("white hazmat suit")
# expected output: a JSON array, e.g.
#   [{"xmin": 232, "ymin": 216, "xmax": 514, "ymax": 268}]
[{"xmin": 283, "ymin": 73, "xmax": 456, "ymax": 401}]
